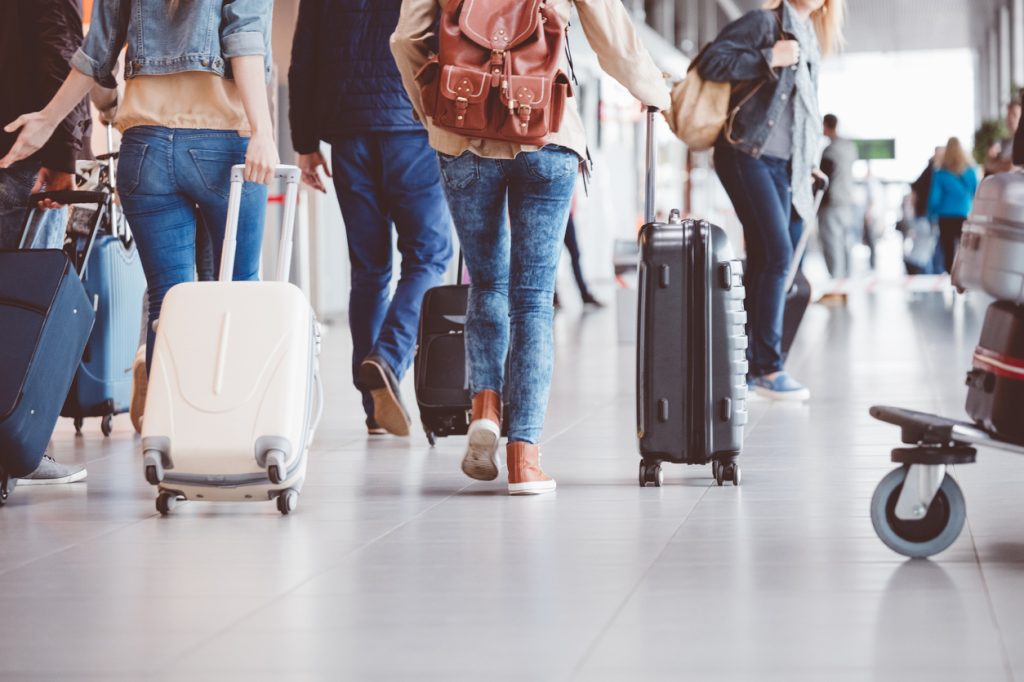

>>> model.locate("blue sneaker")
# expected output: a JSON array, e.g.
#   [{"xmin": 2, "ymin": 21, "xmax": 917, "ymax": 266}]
[{"xmin": 751, "ymin": 372, "xmax": 810, "ymax": 402}]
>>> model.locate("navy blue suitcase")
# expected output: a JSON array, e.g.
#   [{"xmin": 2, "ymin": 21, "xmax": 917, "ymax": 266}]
[{"xmin": 0, "ymin": 249, "xmax": 94, "ymax": 503}]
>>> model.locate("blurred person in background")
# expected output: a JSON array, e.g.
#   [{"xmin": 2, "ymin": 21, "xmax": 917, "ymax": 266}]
[
  {"xmin": 554, "ymin": 212, "xmax": 604, "ymax": 310},
  {"xmin": 910, "ymin": 145, "xmax": 945, "ymax": 273},
  {"xmin": 699, "ymin": 0, "xmax": 846, "ymax": 402},
  {"xmin": 984, "ymin": 101, "xmax": 1021, "ymax": 176},
  {"xmin": 928, "ymin": 137, "xmax": 978, "ymax": 273},
  {"xmin": 817, "ymin": 113, "xmax": 856, "ymax": 282}
]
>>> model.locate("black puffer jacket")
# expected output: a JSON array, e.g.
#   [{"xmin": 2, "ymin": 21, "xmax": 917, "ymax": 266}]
[
  {"xmin": 289, "ymin": 0, "xmax": 421, "ymax": 153},
  {"xmin": 0, "ymin": 0, "xmax": 91, "ymax": 173}
]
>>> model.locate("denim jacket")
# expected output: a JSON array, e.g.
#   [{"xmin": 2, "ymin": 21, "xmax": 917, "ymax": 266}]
[
  {"xmin": 72, "ymin": 0, "xmax": 272, "ymax": 89},
  {"xmin": 697, "ymin": 7, "xmax": 807, "ymax": 158}
]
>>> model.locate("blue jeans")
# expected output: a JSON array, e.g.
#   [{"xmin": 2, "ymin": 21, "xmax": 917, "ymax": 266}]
[
  {"xmin": 0, "ymin": 160, "xmax": 67, "ymax": 250},
  {"xmin": 116, "ymin": 127, "xmax": 267, "ymax": 370},
  {"xmin": 715, "ymin": 142, "xmax": 800, "ymax": 377},
  {"xmin": 330, "ymin": 132, "xmax": 453, "ymax": 418},
  {"xmin": 439, "ymin": 146, "xmax": 578, "ymax": 444}
]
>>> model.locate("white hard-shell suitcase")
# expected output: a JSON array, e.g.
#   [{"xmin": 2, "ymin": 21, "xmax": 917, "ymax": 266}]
[
  {"xmin": 953, "ymin": 170, "xmax": 1024, "ymax": 302},
  {"xmin": 141, "ymin": 165, "xmax": 322, "ymax": 515}
]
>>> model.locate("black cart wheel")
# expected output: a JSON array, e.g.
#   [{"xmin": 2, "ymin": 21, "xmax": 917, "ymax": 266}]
[
  {"xmin": 714, "ymin": 462, "xmax": 726, "ymax": 487},
  {"xmin": 711, "ymin": 459, "xmax": 720, "ymax": 481},
  {"xmin": 870, "ymin": 466, "xmax": 966, "ymax": 558},
  {"xmin": 73, "ymin": 417, "xmax": 84, "ymax": 435},
  {"xmin": 101, "ymin": 414, "xmax": 113, "ymax": 437},
  {"xmin": 0, "ymin": 475, "xmax": 12, "ymax": 508},
  {"xmin": 268, "ymin": 464, "xmax": 283, "ymax": 485},
  {"xmin": 652, "ymin": 464, "xmax": 663, "ymax": 487},
  {"xmin": 731, "ymin": 464, "xmax": 742, "ymax": 487},
  {"xmin": 426, "ymin": 431, "xmax": 437, "ymax": 447}
]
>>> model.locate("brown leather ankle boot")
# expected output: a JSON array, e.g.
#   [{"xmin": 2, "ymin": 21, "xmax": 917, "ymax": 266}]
[
  {"xmin": 506, "ymin": 441, "xmax": 556, "ymax": 495},
  {"xmin": 461, "ymin": 390, "xmax": 502, "ymax": 481}
]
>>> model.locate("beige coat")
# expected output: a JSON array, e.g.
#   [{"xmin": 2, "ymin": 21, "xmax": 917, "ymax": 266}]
[{"xmin": 390, "ymin": 0, "xmax": 671, "ymax": 160}]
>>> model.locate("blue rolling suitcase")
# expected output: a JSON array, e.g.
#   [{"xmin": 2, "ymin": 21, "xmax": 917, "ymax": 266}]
[
  {"xmin": 29, "ymin": 191, "xmax": 146, "ymax": 436},
  {"xmin": 0, "ymin": 248, "xmax": 94, "ymax": 505}
]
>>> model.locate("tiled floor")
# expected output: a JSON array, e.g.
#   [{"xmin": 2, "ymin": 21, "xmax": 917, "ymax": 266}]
[{"xmin": 3, "ymin": 283, "xmax": 1023, "ymax": 681}]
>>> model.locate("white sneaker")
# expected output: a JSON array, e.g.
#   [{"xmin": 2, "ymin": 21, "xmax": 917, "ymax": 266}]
[{"xmin": 461, "ymin": 418, "xmax": 501, "ymax": 481}]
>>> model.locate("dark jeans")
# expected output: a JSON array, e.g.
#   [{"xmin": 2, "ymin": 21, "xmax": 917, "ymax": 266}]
[
  {"xmin": 329, "ymin": 131, "xmax": 453, "ymax": 418},
  {"xmin": 715, "ymin": 142, "xmax": 801, "ymax": 377},
  {"xmin": 438, "ymin": 146, "xmax": 577, "ymax": 444},
  {"xmin": 564, "ymin": 214, "xmax": 592, "ymax": 298},
  {"xmin": 938, "ymin": 216, "xmax": 966, "ymax": 274},
  {"xmin": 117, "ymin": 127, "xmax": 268, "ymax": 371}
]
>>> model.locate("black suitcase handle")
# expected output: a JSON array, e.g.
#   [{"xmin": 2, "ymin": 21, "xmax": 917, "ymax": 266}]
[{"xmin": 28, "ymin": 190, "xmax": 107, "ymax": 206}]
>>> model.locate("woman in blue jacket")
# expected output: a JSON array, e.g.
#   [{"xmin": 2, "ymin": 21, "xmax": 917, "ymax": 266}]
[
  {"xmin": 698, "ymin": 0, "xmax": 844, "ymax": 402},
  {"xmin": 928, "ymin": 136, "xmax": 979, "ymax": 273}
]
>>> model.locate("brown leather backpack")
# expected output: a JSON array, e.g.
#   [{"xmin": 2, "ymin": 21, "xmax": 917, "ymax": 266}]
[{"xmin": 414, "ymin": 0, "xmax": 572, "ymax": 146}]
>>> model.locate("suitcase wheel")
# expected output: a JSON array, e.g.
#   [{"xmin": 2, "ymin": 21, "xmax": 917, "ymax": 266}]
[
  {"xmin": 101, "ymin": 414, "xmax": 113, "ymax": 438},
  {"xmin": 639, "ymin": 460, "xmax": 663, "ymax": 487},
  {"xmin": 714, "ymin": 460, "xmax": 741, "ymax": 487},
  {"xmin": 277, "ymin": 489, "xmax": 299, "ymax": 515},
  {"xmin": 156, "ymin": 491, "xmax": 182, "ymax": 516},
  {"xmin": 0, "ymin": 474, "xmax": 11, "ymax": 507},
  {"xmin": 426, "ymin": 431, "xmax": 437, "ymax": 447}
]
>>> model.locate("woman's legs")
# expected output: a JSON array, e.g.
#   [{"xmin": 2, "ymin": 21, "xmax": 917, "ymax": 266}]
[
  {"xmin": 714, "ymin": 144, "xmax": 794, "ymax": 379},
  {"xmin": 505, "ymin": 148, "xmax": 577, "ymax": 444},
  {"xmin": 938, "ymin": 216, "xmax": 965, "ymax": 274}
]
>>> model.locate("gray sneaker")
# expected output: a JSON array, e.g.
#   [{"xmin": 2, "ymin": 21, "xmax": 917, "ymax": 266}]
[{"xmin": 18, "ymin": 456, "xmax": 88, "ymax": 486}]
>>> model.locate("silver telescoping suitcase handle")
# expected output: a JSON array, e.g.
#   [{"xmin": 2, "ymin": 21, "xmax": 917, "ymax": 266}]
[
  {"xmin": 644, "ymin": 107, "xmax": 658, "ymax": 225},
  {"xmin": 783, "ymin": 174, "xmax": 830, "ymax": 293},
  {"xmin": 221, "ymin": 164, "xmax": 302, "ymax": 284}
]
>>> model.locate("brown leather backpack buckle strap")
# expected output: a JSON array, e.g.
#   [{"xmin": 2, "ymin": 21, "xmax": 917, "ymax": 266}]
[
  {"xmin": 517, "ymin": 104, "xmax": 533, "ymax": 131},
  {"xmin": 455, "ymin": 96, "xmax": 469, "ymax": 126}
]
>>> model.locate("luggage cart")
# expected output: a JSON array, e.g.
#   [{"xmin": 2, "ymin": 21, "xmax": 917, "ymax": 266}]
[{"xmin": 867, "ymin": 405, "xmax": 1024, "ymax": 558}]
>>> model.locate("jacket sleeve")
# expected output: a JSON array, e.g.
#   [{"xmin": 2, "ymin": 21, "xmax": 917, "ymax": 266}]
[
  {"xmin": 697, "ymin": 10, "xmax": 777, "ymax": 83},
  {"xmin": 222, "ymin": 0, "xmax": 272, "ymax": 58},
  {"xmin": 288, "ymin": 0, "xmax": 322, "ymax": 154},
  {"xmin": 573, "ymin": 0, "xmax": 670, "ymax": 110},
  {"xmin": 71, "ymin": 0, "xmax": 130, "ymax": 89},
  {"xmin": 390, "ymin": 0, "xmax": 441, "ymax": 122},
  {"xmin": 35, "ymin": 0, "xmax": 90, "ymax": 173}
]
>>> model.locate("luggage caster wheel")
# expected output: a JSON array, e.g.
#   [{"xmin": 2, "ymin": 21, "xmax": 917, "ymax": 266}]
[
  {"xmin": 638, "ymin": 461, "xmax": 647, "ymax": 487},
  {"xmin": 277, "ymin": 489, "xmax": 299, "ymax": 515},
  {"xmin": 639, "ymin": 461, "xmax": 662, "ymax": 487},
  {"xmin": 870, "ymin": 466, "xmax": 966, "ymax": 558},
  {"xmin": 145, "ymin": 464, "xmax": 163, "ymax": 485},
  {"xmin": 73, "ymin": 417, "xmax": 84, "ymax": 435},
  {"xmin": 268, "ymin": 465, "xmax": 284, "ymax": 485},
  {"xmin": 729, "ymin": 464, "xmax": 741, "ymax": 487},
  {"xmin": 426, "ymin": 431, "xmax": 437, "ymax": 447},
  {"xmin": 156, "ymin": 492, "xmax": 178, "ymax": 516},
  {"xmin": 0, "ymin": 475, "xmax": 11, "ymax": 507},
  {"xmin": 711, "ymin": 459, "xmax": 721, "ymax": 480},
  {"xmin": 101, "ymin": 414, "xmax": 113, "ymax": 437},
  {"xmin": 715, "ymin": 462, "xmax": 726, "ymax": 486}
]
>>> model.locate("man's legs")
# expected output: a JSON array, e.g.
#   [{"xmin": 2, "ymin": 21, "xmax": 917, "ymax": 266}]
[{"xmin": 330, "ymin": 136, "xmax": 395, "ymax": 430}]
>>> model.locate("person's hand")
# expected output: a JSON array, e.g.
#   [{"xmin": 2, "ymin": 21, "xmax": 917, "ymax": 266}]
[
  {"xmin": 31, "ymin": 168, "xmax": 75, "ymax": 209},
  {"xmin": 298, "ymin": 151, "xmax": 331, "ymax": 193},
  {"xmin": 770, "ymin": 40, "xmax": 800, "ymax": 69},
  {"xmin": 244, "ymin": 130, "xmax": 279, "ymax": 185},
  {"xmin": 0, "ymin": 112, "xmax": 59, "ymax": 169}
]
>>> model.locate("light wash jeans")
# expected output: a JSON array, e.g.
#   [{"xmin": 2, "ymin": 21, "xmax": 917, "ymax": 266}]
[
  {"xmin": 0, "ymin": 160, "xmax": 67, "ymax": 250},
  {"xmin": 438, "ymin": 146, "xmax": 577, "ymax": 444}
]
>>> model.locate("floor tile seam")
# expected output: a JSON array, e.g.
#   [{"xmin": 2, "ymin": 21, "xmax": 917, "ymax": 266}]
[
  {"xmin": 565, "ymin": 483, "xmax": 713, "ymax": 681},
  {"xmin": 0, "ymin": 515, "xmax": 156, "ymax": 579},
  {"xmin": 961, "ymin": 464, "xmax": 1018, "ymax": 682},
  {"xmin": 159, "ymin": 477, "xmax": 481, "ymax": 667}
]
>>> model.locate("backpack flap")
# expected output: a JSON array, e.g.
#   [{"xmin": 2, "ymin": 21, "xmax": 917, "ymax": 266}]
[
  {"xmin": 438, "ymin": 65, "xmax": 491, "ymax": 131},
  {"xmin": 458, "ymin": 0, "xmax": 543, "ymax": 51}
]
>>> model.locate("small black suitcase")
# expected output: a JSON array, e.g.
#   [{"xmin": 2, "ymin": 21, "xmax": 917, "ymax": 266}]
[
  {"xmin": 0, "ymin": 248, "xmax": 94, "ymax": 504},
  {"xmin": 782, "ymin": 268, "xmax": 812, "ymax": 360},
  {"xmin": 414, "ymin": 255, "xmax": 509, "ymax": 446},
  {"xmin": 637, "ymin": 109, "xmax": 748, "ymax": 487},
  {"xmin": 965, "ymin": 301, "xmax": 1024, "ymax": 443}
]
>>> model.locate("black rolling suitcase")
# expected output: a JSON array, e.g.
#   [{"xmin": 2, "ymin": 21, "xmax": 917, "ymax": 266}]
[
  {"xmin": 0, "ymin": 242, "xmax": 94, "ymax": 505},
  {"xmin": 637, "ymin": 109, "xmax": 749, "ymax": 487},
  {"xmin": 965, "ymin": 301, "xmax": 1024, "ymax": 444},
  {"xmin": 414, "ymin": 255, "xmax": 508, "ymax": 446}
]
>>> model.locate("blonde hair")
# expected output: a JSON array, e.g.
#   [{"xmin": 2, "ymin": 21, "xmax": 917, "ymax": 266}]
[
  {"xmin": 942, "ymin": 137, "xmax": 971, "ymax": 176},
  {"xmin": 763, "ymin": 0, "xmax": 846, "ymax": 57}
]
